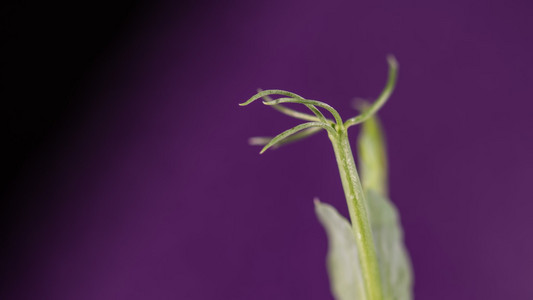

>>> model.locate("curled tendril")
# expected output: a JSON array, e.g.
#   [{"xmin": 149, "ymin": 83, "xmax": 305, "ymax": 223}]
[{"xmin": 240, "ymin": 56, "xmax": 398, "ymax": 153}]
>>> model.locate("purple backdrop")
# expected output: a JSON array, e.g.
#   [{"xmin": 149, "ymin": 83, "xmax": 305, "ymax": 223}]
[{"xmin": 6, "ymin": 0, "xmax": 533, "ymax": 299}]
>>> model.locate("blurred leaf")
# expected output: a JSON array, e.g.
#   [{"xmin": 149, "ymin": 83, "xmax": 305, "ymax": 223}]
[
  {"xmin": 316, "ymin": 195, "xmax": 412, "ymax": 300},
  {"xmin": 359, "ymin": 114, "xmax": 413, "ymax": 300},
  {"xmin": 365, "ymin": 190, "xmax": 413, "ymax": 300},
  {"xmin": 357, "ymin": 113, "xmax": 388, "ymax": 197},
  {"xmin": 315, "ymin": 199, "xmax": 367, "ymax": 300}
]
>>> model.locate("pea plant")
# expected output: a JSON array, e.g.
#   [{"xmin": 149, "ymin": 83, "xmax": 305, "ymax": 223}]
[{"xmin": 240, "ymin": 56, "xmax": 413, "ymax": 300}]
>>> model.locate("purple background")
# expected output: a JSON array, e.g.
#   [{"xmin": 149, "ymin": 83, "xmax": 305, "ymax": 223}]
[{"xmin": 4, "ymin": 0, "xmax": 533, "ymax": 299}]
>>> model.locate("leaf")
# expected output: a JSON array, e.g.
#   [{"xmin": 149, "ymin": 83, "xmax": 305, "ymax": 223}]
[
  {"xmin": 357, "ymin": 112, "xmax": 388, "ymax": 197},
  {"xmin": 315, "ymin": 199, "xmax": 367, "ymax": 300},
  {"xmin": 358, "ymin": 114, "xmax": 413, "ymax": 300},
  {"xmin": 365, "ymin": 190, "xmax": 413, "ymax": 300}
]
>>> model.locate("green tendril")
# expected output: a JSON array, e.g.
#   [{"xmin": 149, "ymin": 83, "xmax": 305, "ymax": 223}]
[
  {"xmin": 248, "ymin": 126, "xmax": 324, "ymax": 149},
  {"xmin": 239, "ymin": 89, "xmax": 306, "ymax": 106},
  {"xmin": 259, "ymin": 90, "xmax": 324, "ymax": 122},
  {"xmin": 263, "ymin": 98, "xmax": 342, "ymax": 126},
  {"xmin": 344, "ymin": 55, "xmax": 398, "ymax": 129},
  {"xmin": 259, "ymin": 122, "xmax": 335, "ymax": 154}
]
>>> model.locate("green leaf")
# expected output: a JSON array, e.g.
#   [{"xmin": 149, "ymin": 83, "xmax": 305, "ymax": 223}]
[
  {"xmin": 365, "ymin": 190, "xmax": 413, "ymax": 300},
  {"xmin": 315, "ymin": 194, "xmax": 412, "ymax": 300},
  {"xmin": 315, "ymin": 199, "xmax": 367, "ymax": 300},
  {"xmin": 357, "ymin": 112, "xmax": 388, "ymax": 197},
  {"xmin": 358, "ymin": 114, "xmax": 413, "ymax": 300}
]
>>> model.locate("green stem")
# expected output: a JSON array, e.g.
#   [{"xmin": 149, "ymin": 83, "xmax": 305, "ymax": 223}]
[{"xmin": 328, "ymin": 128, "xmax": 383, "ymax": 300}]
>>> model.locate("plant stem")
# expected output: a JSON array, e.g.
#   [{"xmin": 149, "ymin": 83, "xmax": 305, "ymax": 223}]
[{"xmin": 328, "ymin": 128, "xmax": 383, "ymax": 300}]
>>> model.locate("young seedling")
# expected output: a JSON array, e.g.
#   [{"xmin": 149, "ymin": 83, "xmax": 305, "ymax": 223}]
[{"xmin": 240, "ymin": 56, "xmax": 412, "ymax": 300}]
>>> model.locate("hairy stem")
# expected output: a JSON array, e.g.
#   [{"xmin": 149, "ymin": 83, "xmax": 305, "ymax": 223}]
[
  {"xmin": 328, "ymin": 129, "xmax": 383, "ymax": 300},
  {"xmin": 241, "ymin": 57, "xmax": 397, "ymax": 300}
]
